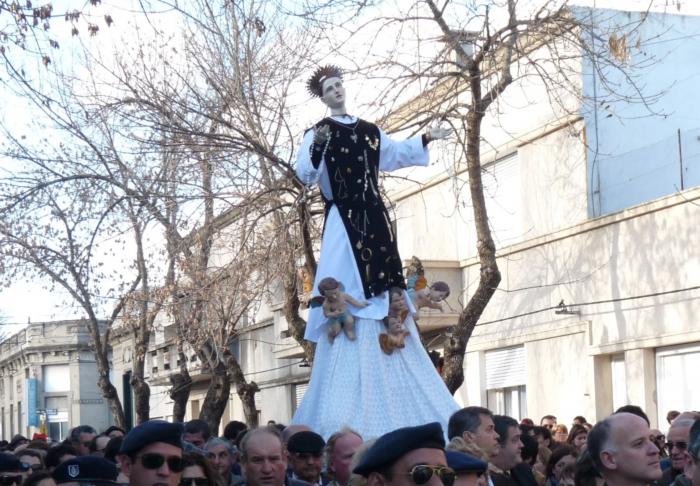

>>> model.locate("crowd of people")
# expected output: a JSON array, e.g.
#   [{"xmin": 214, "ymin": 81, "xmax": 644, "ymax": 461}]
[{"xmin": 0, "ymin": 405, "xmax": 698, "ymax": 486}]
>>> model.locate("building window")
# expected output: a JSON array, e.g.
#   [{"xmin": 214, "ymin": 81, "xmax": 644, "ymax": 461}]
[
  {"xmin": 656, "ymin": 343, "xmax": 700, "ymax": 427},
  {"xmin": 487, "ymin": 386, "xmax": 527, "ymax": 420},
  {"xmin": 485, "ymin": 346, "xmax": 527, "ymax": 420},
  {"xmin": 610, "ymin": 354, "xmax": 627, "ymax": 412},
  {"xmin": 43, "ymin": 365, "xmax": 70, "ymax": 393}
]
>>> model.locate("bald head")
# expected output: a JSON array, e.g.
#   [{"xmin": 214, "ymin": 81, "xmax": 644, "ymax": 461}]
[{"xmin": 588, "ymin": 413, "xmax": 661, "ymax": 484}]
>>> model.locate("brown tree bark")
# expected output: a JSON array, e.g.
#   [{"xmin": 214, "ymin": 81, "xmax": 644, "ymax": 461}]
[
  {"xmin": 227, "ymin": 353, "xmax": 260, "ymax": 427},
  {"xmin": 198, "ymin": 363, "xmax": 232, "ymax": 434}
]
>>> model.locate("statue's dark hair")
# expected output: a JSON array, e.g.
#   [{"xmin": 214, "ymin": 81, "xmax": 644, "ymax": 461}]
[{"xmin": 307, "ymin": 65, "xmax": 343, "ymax": 97}]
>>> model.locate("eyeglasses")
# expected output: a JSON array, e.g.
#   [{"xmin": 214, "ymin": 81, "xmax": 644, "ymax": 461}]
[
  {"xmin": 179, "ymin": 479, "xmax": 210, "ymax": 486},
  {"xmin": 404, "ymin": 465, "xmax": 456, "ymax": 486},
  {"xmin": 666, "ymin": 441, "xmax": 688, "ymax": 451},
  {"xmin": 650, "ymin": 435, "xmax": 665, "ymax": 442},
  {"xmin": 0, "ymin": 476, "xmax": 23, "ymax": 486},
  {"xmin": 291, "ymin": 451, "xmax": 323, "ymax": 460},
  {"xmin": 139, "ymin": 452, "xmax": 185, "ymax": 472}
]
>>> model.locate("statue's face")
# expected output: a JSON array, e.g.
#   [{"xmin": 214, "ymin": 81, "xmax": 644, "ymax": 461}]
[
  {"xmin": 430, "ymin": 289, "xmax": 448, "ymax": 302},
  {"xmin": 320, "ymin": 76, "xmax": 346, "ymax": 110}
]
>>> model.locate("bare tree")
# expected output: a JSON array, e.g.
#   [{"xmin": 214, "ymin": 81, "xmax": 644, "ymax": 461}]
[{"xmin": 291, "ymin": 0, "xmax": 663, "ymax": 392}]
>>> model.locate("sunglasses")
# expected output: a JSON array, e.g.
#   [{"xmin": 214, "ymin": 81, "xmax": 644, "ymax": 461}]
[
  {"xmin": 666, "ymin": 441, "xmax": 688, "ymax": 451},
  {"xmin": 650, "ymin": 435, "xmax": 665, "ymax": 442},
  {"xmin": 139, "ymin": 452, "xmax": 185, "ymax": 472},
  {"xmin": 0, "ymin": 476, "xmax": 23, "ymax": 486},
  {"xmin": 292, "ymin": 452, "xmax": 323, "ymax": 460},
  {"xmin": 404, "ymin": 465, "xmax": 456, "ymax": 486},
  {"xmin": 179, "ymin": 479, "xmax": 210, "ymax": 486}
]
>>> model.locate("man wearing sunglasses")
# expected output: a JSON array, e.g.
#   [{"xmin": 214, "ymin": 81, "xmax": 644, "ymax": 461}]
[
  {"xmin": 286, "ymin": 431, "xmax": 326, "ymax": 486},
  {"xmin": 118, "ymin": 420, "xmax": 185, "ymax": 486},
  {"xmin": 354, "ymin": 422, "xmax": 455, "ymax": 486},
  {"xmin": 0, "ymin": 452, "xmax": 31, "ymax": 486},
  {"xmin": 659, "ymin": 417, "xmax": 697, "ymax": 486}
]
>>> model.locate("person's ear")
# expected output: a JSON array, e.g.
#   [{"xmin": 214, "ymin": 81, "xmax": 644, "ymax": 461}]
[
  {"xmin": 118, "ymin": 454, "xmax": 133, "ymax": 478},
  {"xmin": 600, "ymin": 450, "xmax": 616, "ymax": 470},
  {"xmin": 367, "ymin": 472, "xmax": 388, "ymax": 486}
]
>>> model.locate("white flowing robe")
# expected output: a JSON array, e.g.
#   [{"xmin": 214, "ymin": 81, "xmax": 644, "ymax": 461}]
[{"xmin": 293, "ymin": 116, "xmax": 459, "ymax": 439}]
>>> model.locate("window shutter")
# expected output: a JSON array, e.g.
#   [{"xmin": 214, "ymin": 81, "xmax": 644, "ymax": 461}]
[{"xmin": 485, "ymin": 346, "xmax": 526, "ymax": 389}]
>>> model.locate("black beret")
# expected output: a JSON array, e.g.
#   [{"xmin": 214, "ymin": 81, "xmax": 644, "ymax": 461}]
[
  {"xmin": 53, "ymin": 456, "xmax": 118, "ymax": 484},
  {"xmin": 287, "ymin": 431, "xmax": 326, "ymax": 454},
  {"xmin": 353, "ymin": 422, "xmax": 446, "ymax": 476},
  {"xmin": 445, "ymin": 450, "xmax": 487, "ymax": 474},
  {"xmin": 0, "ymin": 452, "xmax": 30, "ymax": 473},
  {"xmin": 119, "ymin": 420, "xmax": 184, "ymax": 456}
]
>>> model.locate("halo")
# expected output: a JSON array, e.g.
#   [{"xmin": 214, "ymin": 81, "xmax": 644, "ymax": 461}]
[{"xmin": 307, "ymin": 65, "xmax": 343, "ymax": 97}]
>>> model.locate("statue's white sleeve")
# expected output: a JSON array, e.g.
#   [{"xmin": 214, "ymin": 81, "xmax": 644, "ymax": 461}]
[
  {"xmin": 296, "ymin": 129, "xmax": 323, "ymax": 185},
  {"xmin": 378, "ymin": 128, "xmax": 430, "ymax": 172}
]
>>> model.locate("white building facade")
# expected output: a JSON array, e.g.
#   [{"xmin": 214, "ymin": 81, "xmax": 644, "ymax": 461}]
[{"xmin": 113, "ymin": 7, "xmax": 700, "ymax": 431}]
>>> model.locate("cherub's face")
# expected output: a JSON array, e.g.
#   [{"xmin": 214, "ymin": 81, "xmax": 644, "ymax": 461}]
[
  {"xmin": 390, "ymin": 291, "xmax": 407, "ymax": 312},
  {"xmin": 324, "ymin": 287, "xmax": 340, "ymax": 301},
  {"xmin": 430, "ymin": 289, "xmax": 448, "ymax": 302}
]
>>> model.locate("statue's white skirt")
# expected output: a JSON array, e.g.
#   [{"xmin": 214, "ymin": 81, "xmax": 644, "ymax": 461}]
[{"xmin": 292, "ymin": 313, "xmax": 460, "ymax": 440}]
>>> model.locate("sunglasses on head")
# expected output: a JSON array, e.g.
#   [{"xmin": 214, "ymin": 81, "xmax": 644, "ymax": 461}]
[
  {"xmin": 0, "ymin": 476, "xmax": 23, "ymax": 486},
  {"xmin": 666, "ymin": 441, "xmax": 688, "ymax": 450},
  {"xmin": 139, "ymin": 452, "xmax": 185, "ymax": 472},
  {"xmin": 179, "ymin": 479, "xmax": 210, "ymax": 486},
  {"xmin": 404, "ymin": 465, "xmax": 456, "ymax": 486}
]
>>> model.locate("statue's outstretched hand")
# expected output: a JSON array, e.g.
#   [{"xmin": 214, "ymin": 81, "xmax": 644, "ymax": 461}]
[
  {"xmin": 314, "ymin": 124, "xmax": 331, "ymax": 145},
  {"xmin": 427, "ymin": 126, "xmax": 452, "ymax": 142}
]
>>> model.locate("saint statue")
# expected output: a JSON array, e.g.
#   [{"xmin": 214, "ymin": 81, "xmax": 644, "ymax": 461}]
[{"xmin": 293, "ymin": 65, "xmax": 459, "ymax": 438}]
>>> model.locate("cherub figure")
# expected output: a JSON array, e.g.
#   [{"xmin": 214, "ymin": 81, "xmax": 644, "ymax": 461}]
[
  {"xmin": 316, "ymin": 277, "xmax": 369, "ymax": 342},
  {"xmin": 379, "ymin": 315, "xmax": 410, "ymax": 355},
  {"xmin": 411, "ymin": 281, "xmax": 450, "ymax": 321}
]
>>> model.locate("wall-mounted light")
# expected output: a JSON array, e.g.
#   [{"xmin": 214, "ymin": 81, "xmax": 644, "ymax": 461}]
[{"xmin": 555, "ymin": 300, "xmax": 581, "ymax": 316}]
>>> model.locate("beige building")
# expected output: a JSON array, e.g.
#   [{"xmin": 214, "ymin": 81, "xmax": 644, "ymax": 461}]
[{"xmin": 0, "ymin": 320, "xmax": 113, "ymax": 442}]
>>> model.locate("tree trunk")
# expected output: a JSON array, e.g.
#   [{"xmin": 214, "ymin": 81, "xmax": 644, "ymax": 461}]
[
  {"xmin": 130, "ymin": 342, "xmax": 151, "ymax": 424},
  {"xmin": 227, "ymin": 354, "xmax": 259, "ymax": 427},
  {"xmin": 170, "ymin": 347, "xmax": 193, "ymax": 422},
  {"xmin": 97, "ymin": 368, "xmax": 126, "ymax": 429},
  {"xmin": 441, "ymin": 82, "xmax": 502, "ymax": 394},
  {"xmin": 198, "ymin": 365, "xmax": 231, "ymax": 434},
  {"xmin": 85, "ymin": 315, "xmax": 127, "ymax": 428}
]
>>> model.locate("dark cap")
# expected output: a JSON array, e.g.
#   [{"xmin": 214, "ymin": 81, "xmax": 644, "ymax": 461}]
[
  {"xmin": 8, "ymin": 434, "xmax": 28, "ymax": 449},
  {"xmin": 287, "ymin": 431, "xmax": 326, "ymax": 454},
  {"xmin": 119, "ymin": 420, "xmax": 184, "ymax": 456},
  {"xmin": 353, "ymin": 422, "xmax": 446, "ymax": 477},
  {"xmin": 0, "ymin": 452, "xmax": 30, "ymax": 472},
  {"xmin": 53, "ymin": 456, "xmax": 118, "ymax": 484},
  {"xmin": 445, "ymin": 450, "xmax": 487, "ymax": 475}
]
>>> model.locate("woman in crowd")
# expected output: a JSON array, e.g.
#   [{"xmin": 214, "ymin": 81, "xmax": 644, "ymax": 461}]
[
  {"xmin": 181, "ymin": 452, "xmax": 226, "ymax": 486},
  {"xmin": 566, "ymin": 424, "xmax": 588, "ymax": 453},
  {"xmin": 553, "ymin": 425, "xmax": 569, "ymax": 445},
  {"xmin": 545, "ymin": 446, "xmax": 577, "ymax": 486}
]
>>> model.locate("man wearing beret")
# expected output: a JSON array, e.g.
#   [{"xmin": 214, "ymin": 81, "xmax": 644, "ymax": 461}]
[
  {"xmin": 118, "ymin": 420, "xmax": 185, "ymax": 486},
  {"xmin": 0, "ymin": 452, "xmax": 31, "ymax": 486},
  {"xmin": 53, "ymin": 456, "xmax": 118, "ymax": 485},
  {"xmin": 286, "ymin": 431, "xmax": 327, "ymax": 486},
  {"xmin": 354, "ymin": 422, "xmax": 456, "ymax": 486},
  {"xmin": 445, "ymin": 451, "xmax": 487, "ymax": 486}
]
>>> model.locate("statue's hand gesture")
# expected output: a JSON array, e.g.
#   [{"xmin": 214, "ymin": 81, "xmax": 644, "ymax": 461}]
[
  {"xmin": 426, "ymin": 125, "xmax": 452, "ymax": 142},
  {"xmin": 314, "ymin": 124, "xmax": 331, "ymax": 145}
]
